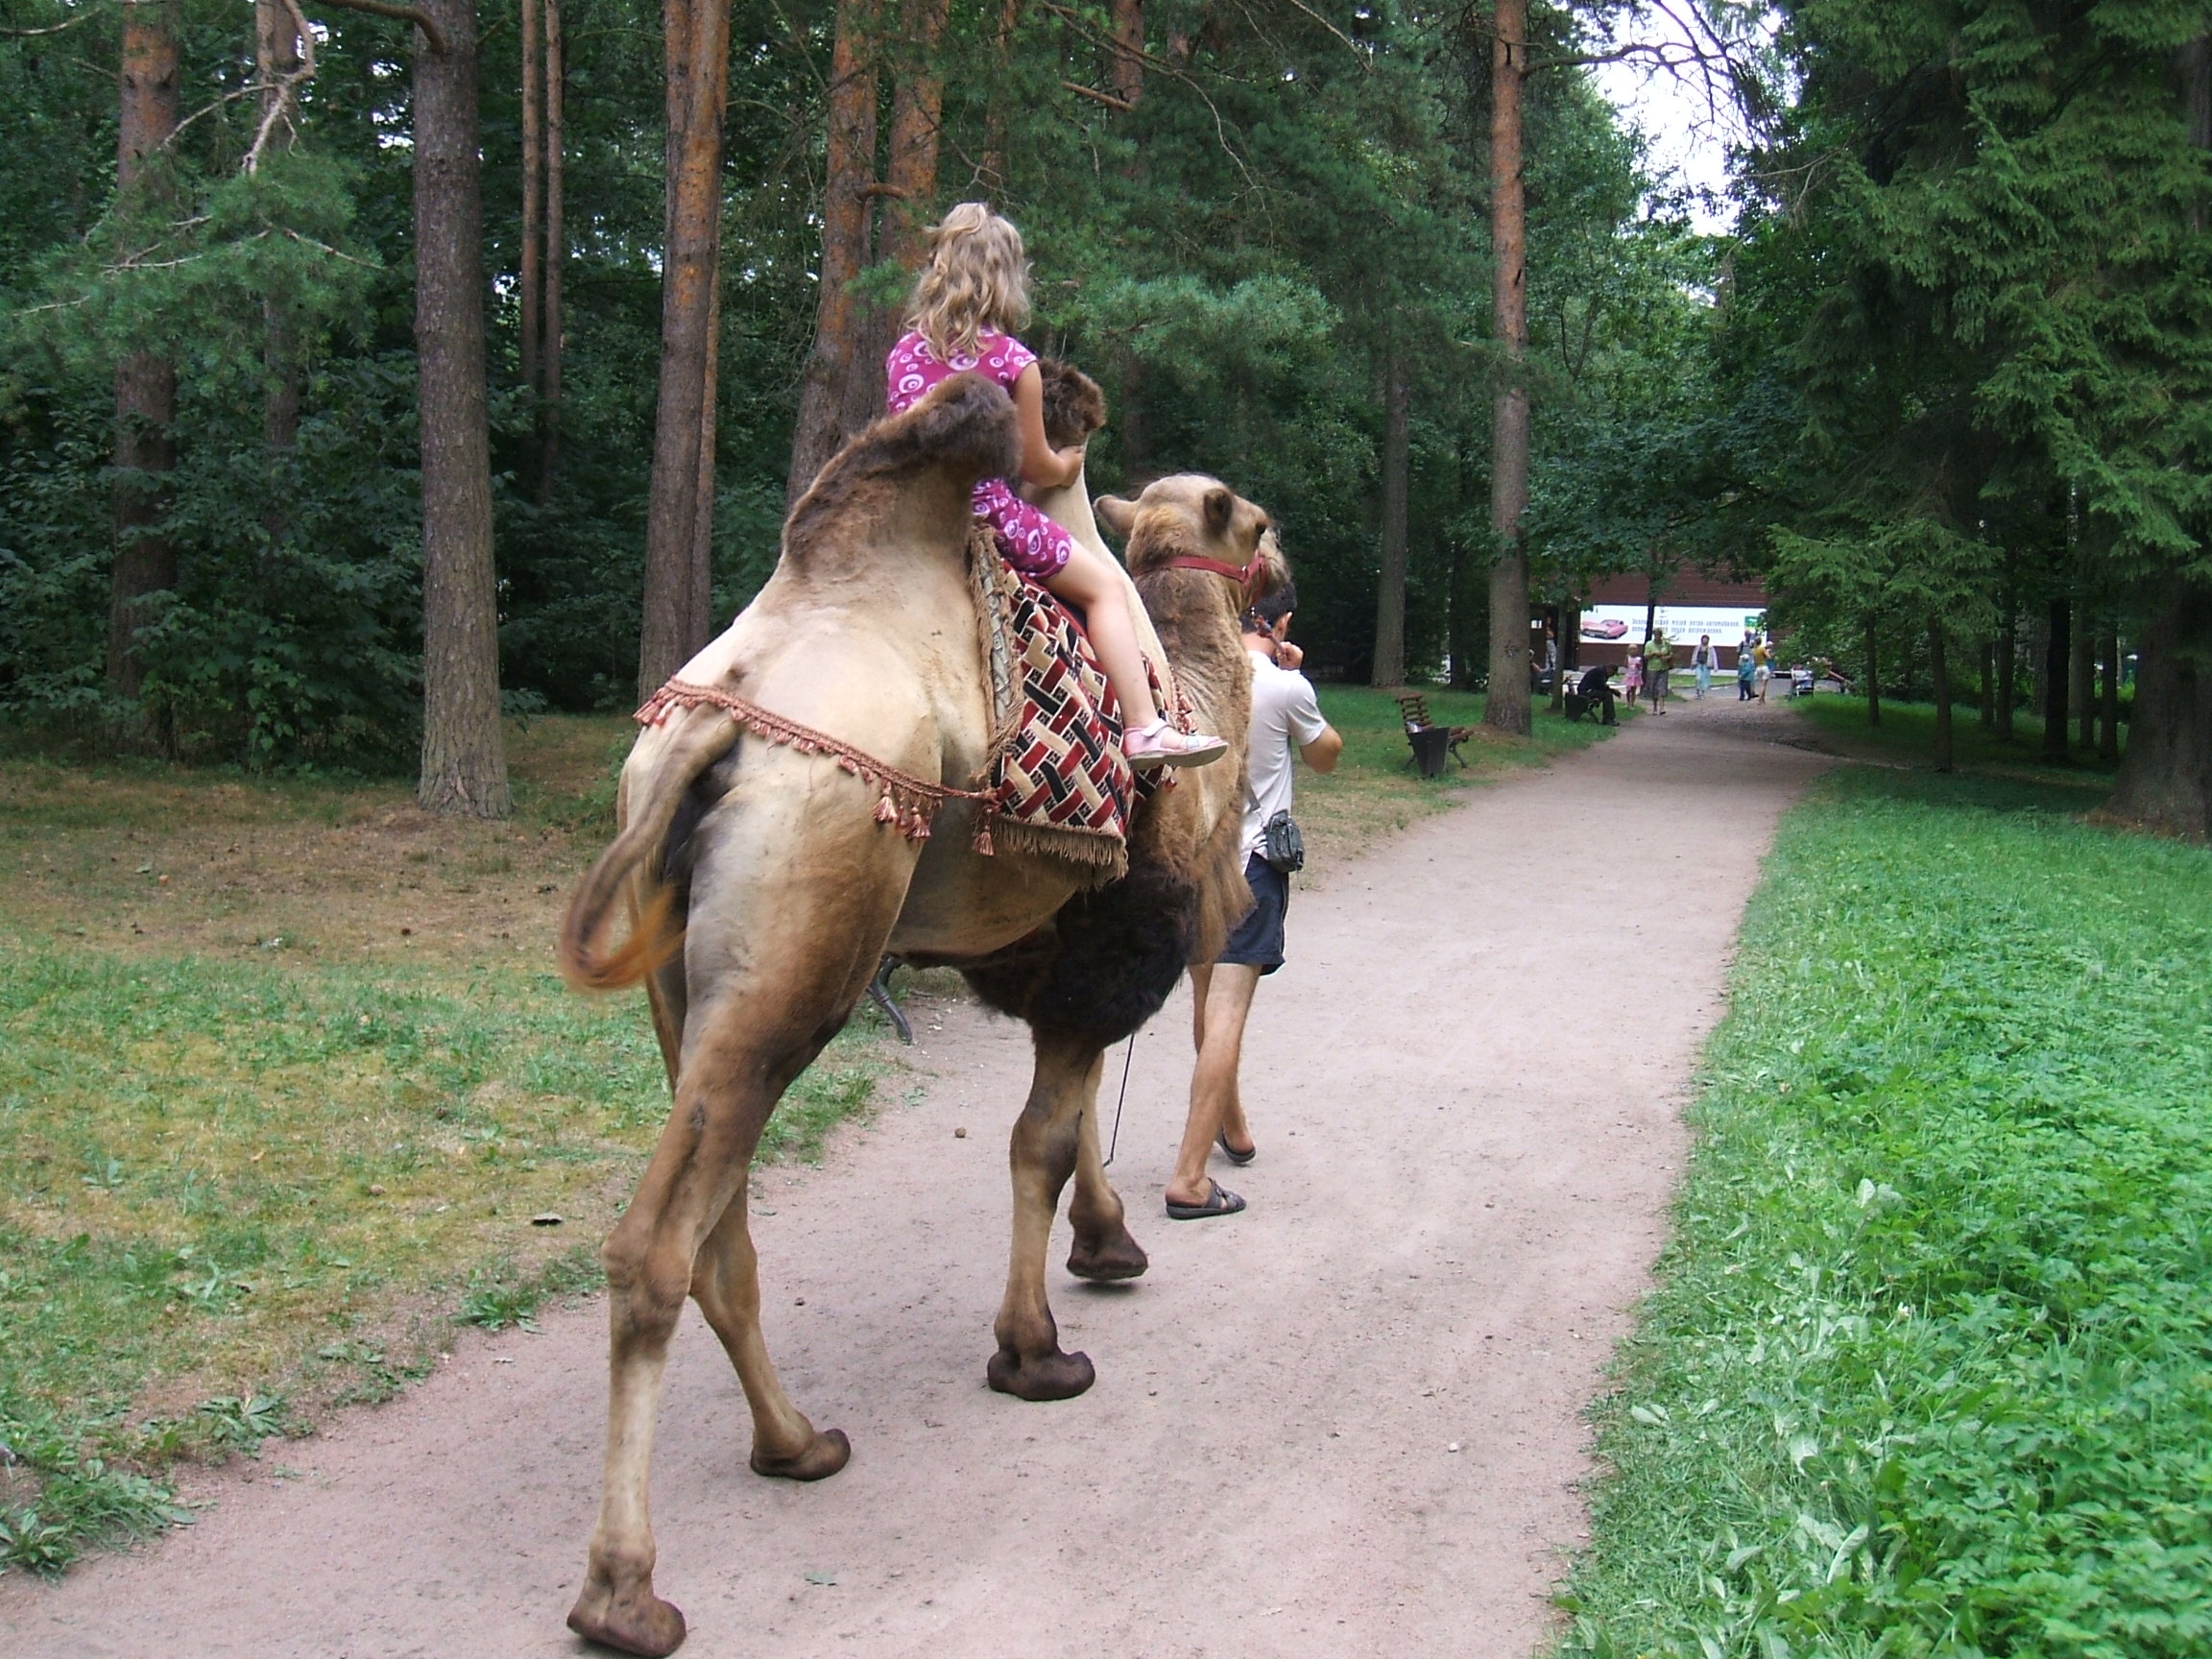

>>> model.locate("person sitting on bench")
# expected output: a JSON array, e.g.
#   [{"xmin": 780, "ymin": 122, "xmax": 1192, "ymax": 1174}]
[{"xmin": 1570, "ymin": 663, "xmax": 1619, "ymax": 725}]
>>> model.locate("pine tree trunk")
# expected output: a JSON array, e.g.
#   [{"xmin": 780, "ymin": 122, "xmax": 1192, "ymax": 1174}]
[
  {"xmin": 1110, "ymin": 0, "xmax": 1143, "ymax": 106},
  {"xmin": 519, "ymin": 0, "xmax": 542, "ymax": 412},
  {"xmin": 2071, "ymin": 603, "xmax": 2094, "ymax": 750},
  {"xmin": 982, "ymin": 0, "xmax": 1020, "ymax": 190},
  {"xmin": 842, "ymin": 0, "xmax": 948, "ymax": 440},
  {"xmin": 637, "ymin": 0, "xmax": 732, "ymax": 698},
  {"xmin": 1996, "ymin": 586, "xmax": 2016, "ymax": 740},
  {"xmin": 2109, "ymin": 575, "xmax": 2211, "ymax": 835},
  {"xmin": 539, "ymin": 0, "xmax": 564, "ymax": 497},
  {"xmin": 1978, "ymin": 636, "xmax": 1994, "ymax": 728},
  {"xmin": 1929, "ymin": 620, "xmax": 1953, "ymax": 771},
  {"xmin": 1481, "ymin": 0, "xmax": 1530, "ymax": 735},
  {"xmin": 1371, "ymin": 357, "xmax": 1409, "ymax": 686},
  {"xmin": 687, "ymin": 271, "xmax": 721, "ymax": 651},
  {"xmin": 1551, "ymin": 606, "xmax": 1569, "ymax": 710},
  {"xmin": 1447, "ymin": 438, "xmax": 1485, "ymax": 692},
  {"xmin": 785, "ymin": 0, "xmax": 879, "ymax": 502},
  {"xmin": 1864, "ymin": 620, "xmax": 1881, "ymax": 726},
  {"xmin": 108, "ymin": 0, "xmax": 181, "ymax": 716},
  {"xmin": 2106, "ymin": 38, "xmax": 2212, "ymax": 830},
  {"xmin": 2099, "ymin": 625, "xmax": 2121, "ymax": 765},
  {"xmin": 2042, "ymin": 596, "xmax": 2071, "ymax": 762},
  {"xmin": 255, "ymin": 0, "xmax": 301, "ymax": 469},
  {"xmin": 414, "ymin": 0, "xmax": 511, "ymax": 817}
]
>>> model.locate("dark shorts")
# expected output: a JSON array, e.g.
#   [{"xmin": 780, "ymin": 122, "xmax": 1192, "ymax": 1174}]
[{"xmin": 1219, "ymin": 852, "xmax": 1289, "ymax": 974}]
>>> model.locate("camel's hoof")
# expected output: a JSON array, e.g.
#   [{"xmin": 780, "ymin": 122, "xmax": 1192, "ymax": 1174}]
[
  {"xmin": 566, "ymin": 1580, "xmax": 686, "ymax": 1657},
  {"xmin": 749, "ymin": 1427, "xmax": 851, "ymax": 1481},
  {"xmin": 987, "ymin": 1345, "xmax": 1095, "ymax": 1401},
  {"xmin": 1067, "ymin": 1227, "xmax": 1149, "ymax": 1283}
]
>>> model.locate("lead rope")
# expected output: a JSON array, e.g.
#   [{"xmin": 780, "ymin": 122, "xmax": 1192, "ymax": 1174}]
[{"xmin": 1103, "ymin": 1030, "xmax": 1137, "ymax": 1167}]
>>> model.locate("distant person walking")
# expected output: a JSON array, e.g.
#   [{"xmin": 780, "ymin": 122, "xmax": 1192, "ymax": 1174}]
[
  {"xmin": 1692, "ymin": 635, "xmax": 1718, "ymax": 698},
  {"xmin": 1753, "ymin": 637, "xmax": 1773, "ymax": 703},
  {"xmin": 1623, "ymin": 649, "xmax": 1644, "ymax": 709},
  {"xmin": 1643, "ymin": 629, "xmax": 1671, "ymax": 713},
  {"xmin": 1737, "ymin": 635, "xmax": 1757, "ymax": 701},
  {"xmin": 1166, "ymin": 581, "xmax": 1342, "ymax": 1221}
]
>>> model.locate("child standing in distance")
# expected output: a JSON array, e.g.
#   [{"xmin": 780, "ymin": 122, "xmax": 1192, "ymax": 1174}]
[
  {"xmin": 1623, "ymin": 648, "xmax": 1644, "ymax": 709},
  {"xmin": 886, "ymin": 204, "xmax": 1227, "ymax": 770}
]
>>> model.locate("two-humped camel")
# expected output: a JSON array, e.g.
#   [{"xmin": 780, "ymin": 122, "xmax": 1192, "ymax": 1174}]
[{"xmin": 557, "ymin": 370, "xmax": 1283, "ymax": 1655}]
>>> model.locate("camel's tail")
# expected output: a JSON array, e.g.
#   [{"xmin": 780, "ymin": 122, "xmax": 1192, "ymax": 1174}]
[{"xmin": 558, "ymin": 706, "xmax": 742, "ymax": 992}]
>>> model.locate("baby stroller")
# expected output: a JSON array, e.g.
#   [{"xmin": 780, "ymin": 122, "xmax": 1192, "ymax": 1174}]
[
  {"xmin": 1565, "ymin": 664, "xmax": 1618, "ymax": 725},
  {"xmin": 1789, "ymin": 664, "xmax": 1816, "ymax": 698}
]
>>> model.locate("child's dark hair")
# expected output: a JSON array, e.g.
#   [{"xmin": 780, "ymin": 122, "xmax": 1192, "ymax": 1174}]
[{"xmin": 1242, "ymin": 578, "xmax": 1298, "ymax": 633}]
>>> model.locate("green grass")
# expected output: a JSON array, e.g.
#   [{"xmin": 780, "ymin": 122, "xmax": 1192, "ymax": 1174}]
[
  {"xmin": 1560, "ymin": 768, "xmax": 2212, "ymax": 1659},
  {"xmin": 1794, "ymin": 696, "xmax": 2124, "ymax": 788},
  {"xmin": 1297, "ymin": 685, "xmax": 1618, "ymax": 869},
  {"xmin": 0, "ymin": 883, "xmax": 887, "ymax": 1576}
]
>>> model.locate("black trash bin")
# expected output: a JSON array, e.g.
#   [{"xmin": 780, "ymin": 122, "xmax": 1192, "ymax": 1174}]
[{"xmin": 1408, "ymin": 726, "xmax": 1454, "ymax": 778}]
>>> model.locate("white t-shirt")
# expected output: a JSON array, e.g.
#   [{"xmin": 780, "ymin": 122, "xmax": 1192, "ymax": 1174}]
[{"xmin": 1242, "ymin": 647, "xmax": 1330, "ymax": 855}]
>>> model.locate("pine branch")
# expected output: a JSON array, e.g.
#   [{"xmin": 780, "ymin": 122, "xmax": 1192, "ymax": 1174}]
[
  {"xmin": 245, "ymin": 0, "xmax": 320, "ymax": 176},
  {"xmin": 1062, "ymin": 80, "xmax": 1133, "ymax": 111},
  {"xmin": 0, "ymin": 4, "xmax": 109, "ymax": 37},
  {"xmin": 308, "ymin": 0, "xmax": 446, "ymax": 55}
]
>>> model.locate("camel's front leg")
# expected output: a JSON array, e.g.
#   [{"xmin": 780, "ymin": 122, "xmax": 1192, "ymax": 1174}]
[
  {"xmin": 989, "ymin": 1032, "xmax": 1104, "ymax": 1400},
  {"xmin": 1065, "ymin": 1056, "xmax": 1148, "ymax": 1283}
]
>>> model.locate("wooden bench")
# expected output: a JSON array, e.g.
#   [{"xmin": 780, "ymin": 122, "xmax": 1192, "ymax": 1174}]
[{"xmin": 1397, "ymin": 694, "xmax": 1476, "ymax": 771}]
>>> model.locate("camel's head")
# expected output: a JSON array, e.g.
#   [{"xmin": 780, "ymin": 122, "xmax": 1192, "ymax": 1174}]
[
  {"xmin": 1093, "ymin": 475, "xmax": 1286, "ymax": 603},
  {"xmin": 1038, "ymin": 359, "xmax": 1108, "ymax": 450}
]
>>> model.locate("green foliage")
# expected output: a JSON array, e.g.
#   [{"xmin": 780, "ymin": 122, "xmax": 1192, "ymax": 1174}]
[
  {"xmin": 1723, "ymin": 0, "xmax": 2212, "ymax": 758},
  {"xmin": 1562, "ymin": 766, "xmax": 2212, "ymax": 1658},
  {"xmin": 2, "ymin": 0, "xmax": 1706, "ymax": 743}
]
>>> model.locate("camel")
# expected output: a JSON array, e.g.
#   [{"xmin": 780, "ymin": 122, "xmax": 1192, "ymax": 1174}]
[{"xmin": 556, "ymin": 369, "xmax": 1284, "ymax": 1656}]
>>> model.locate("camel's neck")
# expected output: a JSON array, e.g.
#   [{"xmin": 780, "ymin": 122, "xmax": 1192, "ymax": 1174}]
[
  {"xmin": 1034, "ymin": 467, "xmax": 1190, "ymax": 722},
  {"xmin": 1031, "ymin": 473, "xmax": 1110, "ymax": 562}
]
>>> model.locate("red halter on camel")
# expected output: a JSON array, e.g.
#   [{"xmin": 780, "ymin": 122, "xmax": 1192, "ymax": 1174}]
[{"xmin": 1160, "ymin": 548, "xmax": 1269, "ymax": 591}]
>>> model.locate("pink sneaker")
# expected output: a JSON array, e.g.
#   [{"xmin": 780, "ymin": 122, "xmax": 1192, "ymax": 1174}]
[{"xmin": 1125, "ymin": 718, "xmax": 1228, "ymax": 770}]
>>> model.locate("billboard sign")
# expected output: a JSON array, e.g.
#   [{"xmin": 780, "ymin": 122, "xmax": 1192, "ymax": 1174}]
[{"xmin": 1579, "ymin": 604, "xmax": 1765, "ymax": 646}]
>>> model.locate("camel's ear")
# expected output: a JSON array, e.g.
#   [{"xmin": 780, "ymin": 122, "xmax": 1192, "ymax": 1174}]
[
  {"xmin": 1094, "ymin": 494, "xmax": 1137, "ymax": 538},
  {"xmin": 1203, "ymin": 487, "xmax": 1236, "ymax": 541}
]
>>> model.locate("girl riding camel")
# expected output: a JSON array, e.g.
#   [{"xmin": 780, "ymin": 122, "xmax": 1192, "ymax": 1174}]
[{"xmin": 886, "ymin": 204, "xmax": 1228, "ymax": 770}]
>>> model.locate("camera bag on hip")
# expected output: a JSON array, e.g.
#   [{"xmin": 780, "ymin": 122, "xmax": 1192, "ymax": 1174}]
[{"xmin": 1261, "ymin": 809, "xmax": 1305, "ymax": 874}]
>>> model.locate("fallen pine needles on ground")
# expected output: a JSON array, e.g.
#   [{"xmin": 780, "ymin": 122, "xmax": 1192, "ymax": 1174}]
[{"xmin": 1560, "ymin": 767, "xmax": 2212, "ymax": 1658}]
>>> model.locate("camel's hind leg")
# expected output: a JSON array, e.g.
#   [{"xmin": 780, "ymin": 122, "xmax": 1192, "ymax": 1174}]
[
  {"xmin": 690, "ymin": 1191, "xmax": 851, "ymax": 1479},
  {"xmin": 989, "ymin": 1032, "xmax": 1110, "ymax": 1400},
  {"xmin": 567, "ymin": 854, "xmax": 902, "ymax": 1655}
]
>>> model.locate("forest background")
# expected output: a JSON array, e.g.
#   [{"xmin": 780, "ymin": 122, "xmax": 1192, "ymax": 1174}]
[{"xmin": 3, "ymin": 0, "xmax": 2210, "ymax": 837}]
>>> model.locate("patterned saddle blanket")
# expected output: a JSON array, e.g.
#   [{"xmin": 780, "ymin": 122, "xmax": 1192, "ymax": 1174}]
[{"xmin": 970, "ymin": 528, "xmax": 1172, "ymax": 885}]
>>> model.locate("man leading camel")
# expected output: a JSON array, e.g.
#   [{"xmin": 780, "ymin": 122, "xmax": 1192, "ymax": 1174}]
[{"xmin": 1165, "ymin": 580, "xmax": 1341, "ymax": 1219}]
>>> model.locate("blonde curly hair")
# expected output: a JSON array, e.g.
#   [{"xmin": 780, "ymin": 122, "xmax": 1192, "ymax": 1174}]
[{"xmin": 904, "ymin": 203, "xmax": 1032, "ymax": 362}]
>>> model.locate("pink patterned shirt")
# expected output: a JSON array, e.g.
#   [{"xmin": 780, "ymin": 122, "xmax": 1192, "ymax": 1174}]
[{"xmin": 885, "ymin": 329, "xmax": 1072, "ymax": 580}]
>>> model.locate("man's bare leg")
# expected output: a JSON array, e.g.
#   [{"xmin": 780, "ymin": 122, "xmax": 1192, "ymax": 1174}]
[
  {"xmin": 1168, "ymin": 963, "xmax": 1262, "ymax": 1209},
  {"xmin": 1187, "ymin": 966, "xmax": 1256, "ymax": 1160}
]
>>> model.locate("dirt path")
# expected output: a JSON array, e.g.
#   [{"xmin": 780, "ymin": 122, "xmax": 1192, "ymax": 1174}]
[{"xmin": 3, "ymin": 694, "xmax": 1828, "ymax": 1659}]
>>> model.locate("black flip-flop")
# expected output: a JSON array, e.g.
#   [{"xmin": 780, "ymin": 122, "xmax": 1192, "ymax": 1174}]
[
  {"xmin": 1166, "ymin": 1180, "xmax": 1246, "ymax": 1221},
  {"xmin": 1216, "ymin": 1129, "xmax": 1256, "ymax": 1166}
]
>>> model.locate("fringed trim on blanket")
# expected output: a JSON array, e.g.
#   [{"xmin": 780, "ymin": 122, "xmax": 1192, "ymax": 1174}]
[
  {"xmin": 987, "ymin": 819, "xmax": 1130, "ymax": 883},
  {"xmin": 636, "ymin": 679, "xmax": 996, "ymax": 848}
]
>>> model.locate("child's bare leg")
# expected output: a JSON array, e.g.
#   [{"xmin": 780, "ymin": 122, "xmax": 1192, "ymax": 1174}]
[{"xmin": 1046, "ymin": 546, "xmax": 1161, "ymax": 731}]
